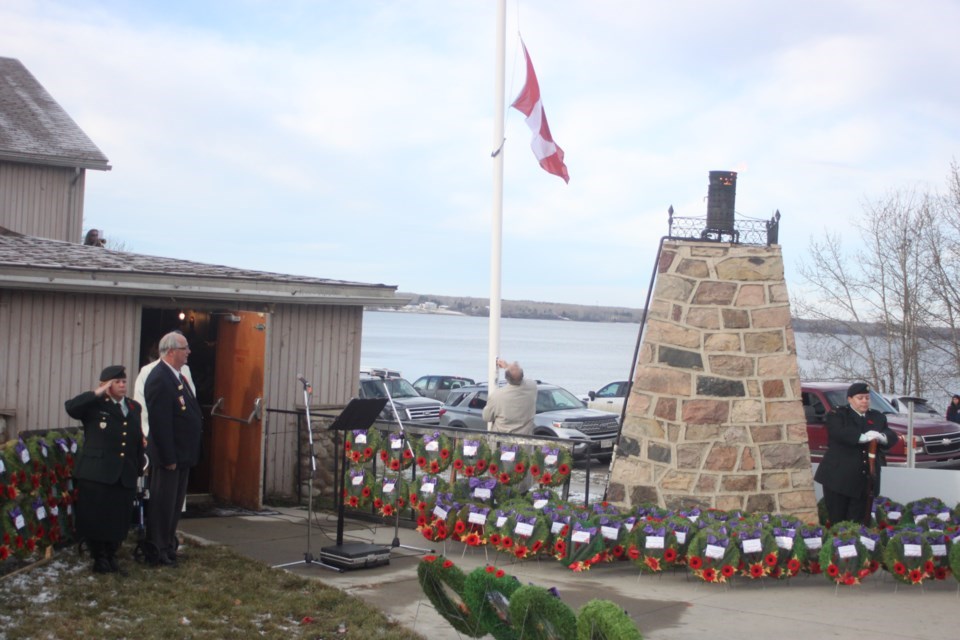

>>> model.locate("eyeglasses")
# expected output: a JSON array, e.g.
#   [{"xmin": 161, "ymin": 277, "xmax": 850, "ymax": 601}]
[{"xmin": 172, "ymin": 346, "xmax": 190, "ymax": 351}]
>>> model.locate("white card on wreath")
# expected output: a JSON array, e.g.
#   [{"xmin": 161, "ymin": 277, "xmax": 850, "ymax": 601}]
[
  {"xmin": 888, "ymin": 510, "xmax": 901, "ymax": 520},
  {"xmin": 468, "ymin": 512, "xmax": 487, "ymax": 525},
  {"xmin": 804, "ymin": 537, "xmax": 822, "ymax": 550},
  {"xmin": 463, "ymin": 444, "xmax": 478, "ymax": 456},
  {"xmin": 904, "ymin": 543, "xmax": 922, "ymax": 557},
  {"xmin": 34, "ymin": 505, "xmax": 46, "ymax": 520},
  {"xmin": 351, "ymin": 475, "xmax": 364, "ymax": 486},
  {"xmin": 500, "ymin": 450, "xmax": 516, "ymax": 462},
  {"xmin": 705, "ymin": 544, "xmax": 725, "ymax": 559},
  {"xmin": 474, "ymin": 487, "xmax": 491, "ymax": 499},
  {"xmin": 838, "ymin": 544, "xmax": 857, "ymax": 559},
  {"xmin": 645, "ymin": 536, "xmax": 665, "ymax": 550},
  {"xmin": 433, "ymin": 506, "xmax": 448, "ymax": 520},
  {"xmin": 496, "ymin": 516, "xmax": 508, "ymax": 527},
  {"xmin": 545, "ymin": 454, "xmax": 557, "ymax": 465},
  {"xmin": 391, "ymin": 439, "xmax": 402, "ymax": 450},
  {"xmin": 383, "ymin": 482, "xmax": 395, "ymax": 493},
  {"xmin": 571, "ymin": 529, "xmax": 591, "ymax": 543},
  {"xmin": 551, "ymin": 522, "xmax": 565, "ymax": 534},
  {"xmin": 938, "ymin": 511, "xmax": 951, "ymax": 522},
  {"xmin": 915, "ymin": 514, "xmax": 928, "ymax": 523},
  {"xmin": 14, "ymin": 513, "xmax": 25, "ymax": 529},
  {"xmin": 426, "ymin": 440, "xmax": 439, "ymax": 451},
  {"xmin": 421, "ymin": 483, "xmax": 435, "ymax": 494},
  {"xmin": 932, "ymin": 544, "xmax": 947, "ymax": 557},
  {"xmin": 533, "ymin": 499, "xmax": 548, "ymax": 509},
  {"xmin": 601, "ymin": 526, "xmax": 619, "ymax": 541},
  {"xmin": 859, "ymin": 536, "xmax": 876, "ymax": 552},
  {"xmin": 675, "ymin": 531, "xmax": 687, "ymax": 544},
  {"xmin": 356, "ymin": 434, "xmax": 367, "ymax": 444},
  {"xmin": 776, "ymin": 536, "xmax": 794, "ymax": 550},
  {"xmin": 742, "ymin": 538, "xmax": 762, "ymax": 554},
  {"xmin": 515, "ymin": 522, "xmax": 534, "ymax": 537}
]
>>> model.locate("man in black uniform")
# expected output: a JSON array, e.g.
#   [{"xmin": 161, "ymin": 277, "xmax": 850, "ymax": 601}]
[
  {"xmin": 65, "ymin": 365, "xmax": 144, "ymax": 574},
  {"xmin": 814, "ymin": 382, "xmax": 898, "ymax": 525}
]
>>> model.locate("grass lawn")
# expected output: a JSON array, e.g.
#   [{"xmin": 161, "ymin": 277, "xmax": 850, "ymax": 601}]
[{"xmin": 0, "ymin": 539, "xmax": 426, "ymax": 639}]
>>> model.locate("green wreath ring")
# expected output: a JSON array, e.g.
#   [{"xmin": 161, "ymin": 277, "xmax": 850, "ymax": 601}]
[
  {"xmin": 883, "ymin": 529, "xmax": 934, "ymax": 585},
  {"xmin": 344, "ymin": 427, "xmax": 381, "ymax": 464},
  {"xmin": 818, "ymin": 524, "xmax": 871, "ymax": 585},
  {"xmin": 415, "ymin": 430, "xmax": 454, "ymax": 474},
  {"xmin": 507, "ymin": 585, "xmax": 577, "ymax": 640},
  {"xmin": 342, "ymin": 466, "xmax": 377, "ymax": 510},
  {"xmin": 948, "ymin": 532, "xmax": 960, "ymax": 582},
  {"xmin": 451, "ymin": 437, "xmax": 493, "ymax": 479},
  {"xmin": 627, "ymin": 520, "xmax": 680, "ymax": 574},
  {"xmin": 464, "ymin": 564, "xmax": 522, "ymax": 640},
  {"xmin": 685, "ymin": 526, "xmax": 741, "ymax": 583},
  {"xmin": 530, "ymin": 444, "xmax": 573, "ymax": 488},
  {"xmin": 488, "ymin": 444, "xmax": 529, "ymax": 486},
  {"xmin": 766, "ymin": 523, "xmax": 808, "ymax": 578},
  {"xmin": 501, "ymin": 508, "xmax": 552, "ymax": 560},
  {"xmin": 576, "ymin": 599, "xmax": 643, "ymax": 640},
  {"xmin": 409, "ymin": 474, "xmax": 450, "ymax": 514},
  {"xmin": 373, "ymin": 473, "xmax": 409, "ymax": 517},
  {"xmin": 922, "ymin": 530, "xmax": 952, "ymax": 580},
  {"xmin": 1, "ymin": 499, "xmax": 39, "ymax": 560},
  {"xmin": 417, "ymin": 555, "xmax": 484, "ymax": 638},
  {"xmin": 731, "ymin": 521, "xmax": 779, "ymax": 579},
  {"xmin": 662, "ymin": 515, "xmax": 695, "ymax": 563},
  {"xmin": 378, "ymin": 431, "xmax": 416, "ymax": 471}
]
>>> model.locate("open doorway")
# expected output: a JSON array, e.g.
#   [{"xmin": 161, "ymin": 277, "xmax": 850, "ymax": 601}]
[{"xmin": 138, "ymin": 308, "xmax": 267, "ymax": 508}]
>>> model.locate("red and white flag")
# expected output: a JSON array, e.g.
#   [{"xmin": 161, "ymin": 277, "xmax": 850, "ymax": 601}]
[{"xmin": 511, "ymin": 41, "xmax": 569, "ymax": 183}]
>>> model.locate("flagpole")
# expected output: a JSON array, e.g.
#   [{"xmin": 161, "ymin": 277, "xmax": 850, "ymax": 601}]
[{"xmin": 488, "ymin": 0, "xmax": 506, "ymax": 392}]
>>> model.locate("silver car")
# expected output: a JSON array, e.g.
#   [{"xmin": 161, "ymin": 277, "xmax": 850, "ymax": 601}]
[{"xmin": 439, "ymin": 382, "xmax": 620, "ymax": 460}]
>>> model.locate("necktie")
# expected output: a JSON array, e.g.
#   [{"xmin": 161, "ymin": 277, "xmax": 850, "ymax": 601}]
[{"xmin": 180, "ymin": 374, "xmax": 194, "ymax": 397}]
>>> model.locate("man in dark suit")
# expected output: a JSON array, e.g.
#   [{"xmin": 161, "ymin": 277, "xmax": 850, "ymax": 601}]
[
  {"xmin": 814, "ymin": 382, "xmax": 898, "ymax": 525},
  {"xmin": 65, "ymin": 365, "xmax": 144, "ymax": 574},
  {"xmin": 145, "ymin": 331, "xmax": 203, "ymax": 566}
]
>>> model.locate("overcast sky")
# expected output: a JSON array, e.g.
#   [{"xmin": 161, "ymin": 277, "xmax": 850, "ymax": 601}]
[{"xmin": 2, "ymin": 0, "xmax": 958, "ymax": 308}]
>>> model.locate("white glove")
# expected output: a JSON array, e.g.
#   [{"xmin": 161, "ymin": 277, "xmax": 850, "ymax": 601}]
[{"xmin": 860, "ymin": 430, "xmax": 885, "ymax": 444}]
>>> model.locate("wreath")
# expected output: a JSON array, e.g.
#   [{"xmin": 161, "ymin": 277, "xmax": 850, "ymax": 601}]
[
  {"xmin": 415, "ymin": 431, "xmax": 454, "ymax": 475},
  {"xmin": 378, "ymin": 432, "xmax": 416, "ymax": 471},
  {"xmin": 559, "ymin": 520, "xmax": 606, "ymax": 572},
  {"xmin": 685, "ymin": 526, "xmax": 741, "ymax": 583},
  {"xmin": 508, "ymin": 585, "xmax": 577, "ymax": 640},
  {"xmin": 451, "ymin": 438, "xmax": 493, "ymax": 479},
  {"xmin": 373, "ymin": 473, "xmax": 409, "ymax": 518},
  {"xmin": 488, "ymin": 444, "xmax": 530, "ymax": 487},
  {"xmin": 819, "ymin": 524, "xmax": 871, "ymax": 585},
  {"xmin": 503, "ymin": 509, "xmax": 551, "ymax": 560},
  {"xmin": 530, "ymin": 444, "xmax": 573, "ymax": 488},
  {"xmin": 594, "ymin": 514, "xmax": 632, "ymax": 563},
  {"xmin": 451, "ymin": 503, "xmax": 492, "ymax": 547},
  {"xmin": 409, "ymin": 474, "xmax": 450, "ymax": 515},
  {"xmin": 464, "ymin": 564, "xmax": 522, "ymax": 640},
  {"xmin": 417, "ymin": 495, "xmax": 459, "ymax": 544},
  {"xmin": 922, "ymin": 530, "xmax": 951, "ymax": 581},
  {"xmin": 872, "ymin": 495, "xmax": 905, "ymax": 530},
  {"xmin": 904, "ymin": 497, "xmax": 951, "ymax": 526},
  {"xmin": 628, "ymin": 520, "xmax": 679, "ymax": 574},
  {"xmin": 341, "ymin": 467, "xmax": 377, "ymax": 509},
  {"xmin": 344, "ymin": 427, "xmax": 381, "ymax": 465},
  {"xmin": 634, "ymin": 503, "xmax": 672, "ymax": 522},
  {"xmin": 883, "ymin": 530, "xmax": 933, "ymax": 585},
  {"xmin": 797, "ymin": 524, "xmax": 825, "ymax": 573},
  {"xmin": 486, "ymin": 507, "xmax": 517, "ymax": 554},
  {"xmin": 767, "ymin": 522, "xmax": 807, "ymax": 578},
  {"xmin": 732, "ymin": 521, "xmax": 779, "ymax": 579},
  {"xmin": 1, "ymin": 500, "xmax": 38, "ymax": 561},
  {"xmin": 416, "ymin": 555, "xmax": 484, "ymax": 637},
  {"xmin": 454, "ymin": 476, "xmax": 501, "ymax": 504},
  {"xmin": 949, "ymin": 532, "xmax": 960, "ymax": 582},
  {"xmin": 577, "ymin": 599, "xmax": 643, "ymax": 640},
  {"xmin": 528, "ymin": 488, "xmax": 560, "ymax": 511}
]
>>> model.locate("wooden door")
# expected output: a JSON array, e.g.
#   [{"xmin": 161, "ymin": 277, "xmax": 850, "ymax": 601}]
[{"xmin": 209, "ymin": 312, "xmax": 266, "ymax": 509}]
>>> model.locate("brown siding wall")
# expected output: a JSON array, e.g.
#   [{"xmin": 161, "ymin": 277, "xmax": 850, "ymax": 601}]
[
  {"xmin": 0, "ymin": 161, "xmax": 85, "ymax": 242},
  {"xmin": 262, "ymin": 304, "xmax": 362, "ymax": 498},
  {"xmin": 0, "ymin": 290, "xmax": 140, "ymax": 436}
]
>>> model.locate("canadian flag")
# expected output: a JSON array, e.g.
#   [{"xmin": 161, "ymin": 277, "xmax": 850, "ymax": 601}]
[{"xmin": 511, "ymin": 41, "xmax": 569, "ymax": 183}]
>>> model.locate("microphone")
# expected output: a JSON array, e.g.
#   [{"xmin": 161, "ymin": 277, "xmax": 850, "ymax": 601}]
[{"xmin": 297, "ymin": 375, "xmax": 312, "ymax": 393}]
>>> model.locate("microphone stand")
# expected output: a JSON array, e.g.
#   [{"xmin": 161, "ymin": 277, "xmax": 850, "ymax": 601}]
[
  {"xmin": 378, "ymin": 375, "xmax": 433, "ymax": 555},
  {"xmin": 274, "ymin": 377, "xmax": 342, "ymax": 572}
]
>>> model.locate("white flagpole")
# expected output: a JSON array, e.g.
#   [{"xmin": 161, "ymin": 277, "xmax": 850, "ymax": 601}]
[{"xmin": 488, "ymin": 0, "xmax": 506, "ymax": 392}]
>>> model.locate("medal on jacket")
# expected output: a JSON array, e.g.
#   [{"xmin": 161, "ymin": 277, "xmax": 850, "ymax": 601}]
[
  {"xmin": 179, "ymin": 395, "xmax": 186, "ymax": 411},
  {"xmin": 99, "ymin": 420, "xmax": 107, "ymax": 429}
]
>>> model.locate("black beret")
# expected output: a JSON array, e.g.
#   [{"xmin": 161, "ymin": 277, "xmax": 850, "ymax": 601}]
[
  {"xmin": 847, "ymin": 382, "xmax": 870, "ymax": 397},
  {"xmin": 99, "ymin": 365, "xmax": 126, "ymax": 382}
]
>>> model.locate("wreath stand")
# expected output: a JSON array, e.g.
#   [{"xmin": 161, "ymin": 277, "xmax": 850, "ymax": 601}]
[{"xmin": 318, "ymin": 396, "xmax": 393, "ymax": 571}]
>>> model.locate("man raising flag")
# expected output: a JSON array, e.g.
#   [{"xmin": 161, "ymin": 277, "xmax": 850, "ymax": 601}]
[{"xmin": 511, "ymin": 40, "xmax": 569, "ymax": 183}]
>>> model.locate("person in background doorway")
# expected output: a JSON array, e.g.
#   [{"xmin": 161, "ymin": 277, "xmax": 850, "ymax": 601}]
[
  {"xmin": 814, "ymin": 382, "xmax": 898, "ymax": 525},
  {"xmin": 134, "ymin": 338, "xmax": 196, "ymax": 440},
  {"xmin": 144, "ymin": 332, "xmax": 203, "ymax": 567},
  {"xmin": 64, "ymin": 365, "xmax": 144, "ymax": 574},
  {"xmin": 946, "ymin": 395, "xmax": 960, "ymax": 424}
]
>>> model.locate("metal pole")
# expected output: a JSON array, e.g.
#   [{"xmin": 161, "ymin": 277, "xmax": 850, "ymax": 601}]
[{"xmin": 487, "ymin": 0, "xmax": 506, "ymax": 390}]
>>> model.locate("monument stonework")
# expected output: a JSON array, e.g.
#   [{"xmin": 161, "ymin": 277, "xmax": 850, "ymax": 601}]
[{"xmin": 607, "ymin": 239, "xmax": 818, "ymax": 522}]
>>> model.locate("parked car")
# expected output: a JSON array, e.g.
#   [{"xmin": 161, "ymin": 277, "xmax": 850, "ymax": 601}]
[
  {"xmin": 412, "ymin": 375, "xmax": 476, "ymax": 402},
  {"xmin": 358, "ymin": 370, "xmax": 443, "ymax": 425},
  {"xmin": 801, "ymin": 381, "xmax": 960, "ymax": 468},
  {"xmin": 585, "ymin": 380, "xmax": 630, "ymax": 414},
  {"xmin": 439, "ymin": 382, "xmax": 620, "ymax": 460},
  {"xmin": 881, "ymin": 394, "xmax": 940, "ymax": 418}
]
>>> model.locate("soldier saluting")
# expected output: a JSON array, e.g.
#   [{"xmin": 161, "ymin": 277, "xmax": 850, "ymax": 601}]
[
  {"xmin": 65, "ymin": 365, "xmax": 145, "ymax": 574},
  {"xmin": 814, "ymin": 382, "xmax": 898, "ymax": 525}
]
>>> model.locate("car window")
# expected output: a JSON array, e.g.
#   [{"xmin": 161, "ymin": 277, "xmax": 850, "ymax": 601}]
[
  {"xmin": 597, "ymin": 382, "xmax": 622, "ymax": 398},
  {"xmin": 468, "ymin": 392, "xmax": 487, "ymax": 410},
  {"xmin": 439, "ymin": 379, "xmax": 452, "ymax": 390},
  {"xmin": 802, "ymin": 392, "xmax": 825, "ymax": 421},
  {"xmin": 413, "ymin": 378, "xmax": 427, "ymax": 391}
]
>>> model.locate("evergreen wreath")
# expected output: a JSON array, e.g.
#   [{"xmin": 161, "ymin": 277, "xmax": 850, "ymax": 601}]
[
  {"xmin": 798, "ymin": 524, "xmax": 825, "ymax": 574},
  {"xmin": 594, "ymin": 513, "xmax": 632, "ymax": 564},
  {"xmin": 661, "ymin": 515, "xmax": 695, "ymax": 564},
  {"xmin": 508, "ymin": 585, "xmax": 577, "ymax": 640},
  {"xmin": 872, "ymin": 495, "xmax": 905, "ymax": 530},
  {"xmin": 560, "ymin": 519, "xmax": 606, "ymax": 572},
  {"xmin": 576, "ymin": 599, "xmax": 644, "ymax": 640},
  {"xmin": 528, "ymin": 488, "xmax": 560, "ymax": 512},
  {"xmin": 416, "ymin": 555, "xmax": 484, "ymax": 638},
  {"xmin": 451, "ymin": 503, "xmax": 492, "ymax": 547},
  {"xmin": 883, "ymin": 529, "xmax": 933, "ymax": 585},
  {"xmin": 454, "ymin": 475, "xmax": 502, "ymax": 504},
  {"xmin": 486, "ymin": 506, "xmax": 517, "ymax": 554},
  {"xmin": 819, "ymin": 523, "xmax": 871, "ymax": 585},
  {"xmin": 415, "ymin": 430, "xmax": 454, "ymax": 475},
  {"xmin": 923, "ymin": 530, "xmax": 952, "ymax": 580},
  {"xmin": 949, "ymin": 531, "xmax": 960, "ymax": 582},
  {"xmin": 504, "ymin": 508, "xmax": 551, "ymax": 560},
  {"xmin": 344, "ymin": 427, "xmax": 381, "ymax": 465},
  {"xmin": 628, "ymin": 520, "xmax": 679, "ymax": 574},
  {"xmin": 378, "ymin": 431, "xmax": 416, "ymax": 471},
  {"xmin": 342, "ymin": 466, "xmax": 377, "ymax": 509},
  {"xmin": 904, "ymin": 497, "xmax": 952, "ymax": 526},
  {"xmin": 731, "ymin": 520, "xmax": 779, "ymax": 580},
  {"xmin": 489, "ymin": 443, "xmax": 530, "ymax": 487},
  {"xmin": 451, "ymin": 437, "xmax": 493, "ymax": 480},
  {"xmin": 530, "ymin": 444, "xmax": 573, "ymax": 488},
  {"xmin": 766, "ymin": 519, "xmax": 807, "ymax": 578},
  {"xmin": 685, "ymin": 526, "xmax": 741, "ymax": 584},
  {"xmin": 464, "ymin": 564, "xmax": 522, "ymax": 640},
  {"xmin": 373, "ymin": 473, "xmax": 408, "ymax": 518},
  {"xmin": 409, "ymin": 474, "xmax": 450, "ymax": 514}
]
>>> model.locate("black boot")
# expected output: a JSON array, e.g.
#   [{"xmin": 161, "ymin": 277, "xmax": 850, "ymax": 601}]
[
  {"xmin": 107, "ymin": 542, "xmax": 127, "ymax": 576},
  {"xmin": 89, "ymin": 541, "xmax": 111, "ymax": 574}
]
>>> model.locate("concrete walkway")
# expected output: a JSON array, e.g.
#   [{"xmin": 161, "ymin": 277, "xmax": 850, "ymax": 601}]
[{"xmin": 179, "ymin": 507, "xmax": 960, "ymax": 640}]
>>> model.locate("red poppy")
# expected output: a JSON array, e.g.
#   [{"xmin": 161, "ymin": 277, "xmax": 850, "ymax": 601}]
[
  {"xmin": 397, "ymin": 497, "xmax": 406, "ymax": 507},
  {"xmin": 627, "ymin": 546, "xmax": 640, "ymax": 560},
  {"xmin": 375, "ymin": 499, "xmax": 384, "ymax": 509},
  {"xmin": 843, "ymin": 575, "xmax": 856, "ymax": 586},
  {"xmin": 485, "ymin": 565, "xmax": 496, "ymax": 573},
  {"xmin": 443, "ymin": 559, "xmax": 454, "ymax": 568},
  {"xmin": 440, "ymin": 448, "xmax": 450, "ymax": 459},
  {"xmin": 348, "ymin": 496, "xmax": 359, "ymax": 507},
  {"xmin": 749, "ymin": 563, "xmax": 765, "ymax": 578},
  {"xmin": 403, "ymin": 449, "xmax": 414, "ymax": 459},
  {"xmin": 487, "ymin": 463, "xmax": 499, "ymax": 475},
  {"xmin": 495, "ymin": 569, "xmax": 505, "ymax": 578},
  {"xmin": 463, "ymin": 465, "xmax": 475, "ymax": 477},
  {"xmin": 489, "ymin": 533, "xmax": 501, "ymax": 546},
  {"xmin": 351, "ymin": 451, "xmax": 361, "ymax": 463},
  {"xmin": 499, "ymin": 473, "xmax": 511, "ymax": 485},
  {"xmin": 424, "ymin": 555, "xmax": 437, "ymax": 562},
  {"xmin": 416, "ymin": 456, "xmax": 427, "ymax": 468},
  {"xmin": 787, "ymin": 558, "xmax": 801, "ymax": 573},
  {"xmin": 363, "ymin": 446, "xmax": 374, "ymax": 459},
  {"xmin": 808, "ymin": 561, "xmax": 821, "ymax": 574},
  {"xmin": 702, "ymin": 568, "xmax": 716, "ymax": 582},
  {"xmin": 514, "ymin": 462, "xmax": 526, "ymax": 474},
  {"xmin": 645, "ymin": 557, "xmax": 661, "ymax": 572},
  {"xmin": 721, "ymin": 564, "xmax": 736, "ymax": 578},
  {"xmin": 429, "ymin": 461, "xmax": 440, "ymax": 473},
  {"xmin": 465, "ymin": 533, "xmax": 481, "ymax": 546},
  {"xmin": 935, "ymin": 567, "xmax": 949, "ymax": 580},
  {"xmin": 557, "ymin": 464, "xmax": 570, "ymax": 476},
  {"xmin": 893, "ymin": 562, "xmax": 906, "ymax": 575},
  {"xmin": 341, "ymin": 488, "xmax": 348, "ymax": 498},
  {"xmin": 453, "ymin": 459, "xmax": 464, "ymax": 470},
  {"xmin": 415, "ymin": 514, "xmax": 427, "ymax": 526},
  {"xmin": 555, "ymin": 540, "xmax": 566, "ymax": 554},
  {"xmin": 826, "ymin": 564, "xmax": 839, "ymax": 577},
  {"xmin": 664, "ymin": 548, "xmax": 677, "ymax": 563},
  {"xmin": 382, "ymin": 504, "xmax": 394, "ymax": 516},
  {"xmin": 25, "ymin": 537, "xmax": 36, "ymax": 552},
  {"xmin": 501, "ymin": 536, "xmax": 514, "ymax": 549},
  {"xmin": 531, "ymin": 540, "xmax": 543, "ymax": 553},
  {"xmin": 389, "ymin": 460, "xmax": 400, "ymax": 470},
  {"xmin": 924, "ymin": 560, "xmax": 935, "ymax": 574},
  {"xmin": 453, "ymin": 521, "xmax": 466, "ymax": 534},
  {"xmin": 361, "ymin": 487, "xmax": 371, "ymax": 497},
  {"xmin": 540, "ymin": 472, "xmax": 553, "ymax": 484},
  {"xmin": 476, "ymin": 459, "xmax": 487, "ymax": 471},
  {"xmin": 344, "ymin": 441, "xmax": 353, "ymax": 451},
  {"xmin": 909, "ymin": 569, "xmax": 924, "ymax": 583},
  {"xmin": 379, "ymin": 450, "xmax": 388, "ymax": 461},
  {"xmin": 858, "ymin": 568, "xmax": 871, "ymax": 579},
  {"xmin": 612, "ymin": 545, "xmax": 624, "ymax": 558},
  {"xmin": 0, "ymin": 545, "xmax": 9, "ymax": 561},
  {"xmin": 514, "ymin": 545, "xmax": 528, "ymax": 559},
  {"xmin": 764, "ymin": 553, "xmax": 778, "ymax": 567},
  {"xmin": 560, "ymin": 525, "xmax": 569, "ymax": 537},
  {"xmin": 688, "ymin": 555, "xmax": 703, "ymax": 570},
  {"xmin": 868, "ymin": 560, "xmax": 880, "ymax": 573}
]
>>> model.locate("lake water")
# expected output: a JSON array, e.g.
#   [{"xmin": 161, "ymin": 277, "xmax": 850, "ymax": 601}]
[{"xmin": 361, "ymin": 311, "xmax": 640, "ymax": 398}]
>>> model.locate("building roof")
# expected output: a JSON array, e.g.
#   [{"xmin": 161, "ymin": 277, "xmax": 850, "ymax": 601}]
[
  {"xmin": 0, "ymin": 57, "xmax": 110, "ymax": 170},
  {"xmin": 0, "ymin": 226, "xmax": 401, "ymax": 306}
]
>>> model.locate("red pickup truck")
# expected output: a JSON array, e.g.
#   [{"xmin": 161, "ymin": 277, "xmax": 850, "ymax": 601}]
[{"xmin": 801, "ymin": 381, "xmax": 960, "ymax": 469}]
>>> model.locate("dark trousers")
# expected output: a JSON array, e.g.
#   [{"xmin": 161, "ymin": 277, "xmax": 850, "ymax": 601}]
[
  {"xmin": 147, "ymin": 465, "xmax": 190, "ymax": 558},
  {"xmin": 823, "ymin": 486, "xmax": 868, "ymax": 525}
]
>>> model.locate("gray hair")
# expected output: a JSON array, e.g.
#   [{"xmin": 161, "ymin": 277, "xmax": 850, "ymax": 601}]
[
  {"xmin": 504, "ymin": 362, "xmax": 524, "ymax": 385},
  {"xmin": 158, "ymin": 331, "xmax": 185, "ymax": 354}
]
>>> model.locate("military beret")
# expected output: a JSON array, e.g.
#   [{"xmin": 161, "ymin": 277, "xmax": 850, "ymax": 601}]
[
  {"xmin": 99, "ymin": 365, "xmax": 126, "ymax": 382},
  {"xmin": 847, "ymin": 382, "xmax": 870, "ymax": 397}
]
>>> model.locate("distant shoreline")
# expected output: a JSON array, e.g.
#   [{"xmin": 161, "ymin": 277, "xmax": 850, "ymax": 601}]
[{"xmin": 381, "ymin": 292, "xmax": 645, "ymax": 323}]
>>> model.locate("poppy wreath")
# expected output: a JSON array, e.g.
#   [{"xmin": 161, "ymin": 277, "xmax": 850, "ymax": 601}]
[
  {"xmin": 464, "ymin": 564, "xmax": 522, "ymax": 640},
  {"xmin": 451, "ymin": 503, "xmax": 492, "ymax": 547},
  {"xmin": 1, "ymin": 499, "xmax": 39, "ymax": 561},
  {"xmin": 528, "ymin": 488, "xmax": 560, "ymax": 512},
  {"xmin": 883, "ymin": 530, "xmax": 934, "ymax": 585},
  {"xmin": 767, "ymin": 522, "xmax": 808, "ymax": 579},
  {"xmin": 560, "ymin": 519, "xmax": 606, "ymax": 572},
  {"xmin": 507, "ymin": 584, "xmax": 577, "ymax": 640},
  {"xmin": 529, "ymin": 444, "xmax": 573, "ymax": 488},
  {"xmin": 685, "ymin": 526, "xmax": 741, "ymax": 584},
  {"xmin": 451, "ymin": 437, "xmax": 493, "ymax": 480},
  {"xmin": 486, "ymin": 506, "xmax": 517, "ymax": 554},
  {"xmin": 872, "ymin": 495, "xmax": 906, "ymax": 530},
  {"xmin": 488, "ymin": 444, "xmax": 530, "ymax": 487},
  {"xmin": 634, "ymin": 503, "xmax": 672, "ymax": 522},
  {"xmin": 904, "ymin": 496, "xmax": 952, "ymax": 526},
  {"xmin": 819, "ymin": 524, "xmax": 871, "ymax": 585},
  {"xmin": 416, "ymin": 555, "xmax": 484, "ymax": 638},
  {"xmin": 797, "ymin": 524, "xmax": 825, "ymax": 573},
  {"xmin": 949, "ymin": 532, "xmax": 960, "ymax": 582},
  {"xmin": 416, "ymin": 493, "xmax": 459, "ymax": 543},
  {"xmin": 594, "ymin": 513, "xmax": 633, "ymax": 563},
  {"xmin": 378, "ymin": 431, "xmax": 416, "ymax": 472},
  {"xmin": 454, "ymin": 475, "xmax": 502, "ymax": 504},
  {"xmin": 577, "ymin": 599, "xmax": 644, "ymax": 640},
  {"xmin": 414, "ymin": 430, "xmax": 453, "ymax": 475},
  {"xmin": 855, "ymin": 525, "xmax": 884, "ymax": 574},
  {"xmin": 628, "ymin": 520, "xmax": 680, "ymax": 574},
  {"xmin": 731, "ymin": 521, "xmax": 779, "ymax": 580},
  {"xmin": 409, "ymin": 474, "xmax": 450, "ymax": 515},
  {"xmin": 344, "ymin": 427, "xmax": 381, "ymax": 465},
  {"xmin": 921, "ymin": 530, "xmax": 952, "ymax": 580},
  {"xmin": 374, "ymin": 473, "xmax": 409, "ymax": 517},
  {"xmin": 542, "ymin": 507, "xmax": 573, "ymax": 559},
  {"xmin": 342, "ymin": 467, "xmax": 377, "ymax": 509},
  {"xmin": 662, "ymin": 515, "xmax": 695, "ymax": 564},
  {"xmin": 503, "ymin": 509, "xmax": 551, "ymax": 560}
]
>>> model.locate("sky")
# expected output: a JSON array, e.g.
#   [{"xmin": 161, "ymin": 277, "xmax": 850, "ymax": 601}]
[{"xmin": 2, "ymin": 0, "xmax": 959, "ymax": 308}]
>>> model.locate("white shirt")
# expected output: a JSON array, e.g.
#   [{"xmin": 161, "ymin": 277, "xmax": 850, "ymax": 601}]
[{"xmin": 134, "ymin": 359, "xmax": 195, "ymax": 437}]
